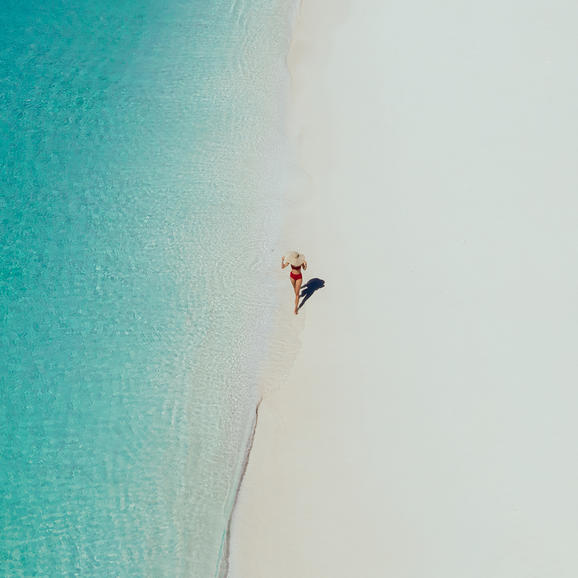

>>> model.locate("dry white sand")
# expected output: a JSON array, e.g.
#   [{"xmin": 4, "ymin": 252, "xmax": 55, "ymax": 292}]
[{"xmin": 229, "ymin": 0, "xmax": 578, "ymax": 576}]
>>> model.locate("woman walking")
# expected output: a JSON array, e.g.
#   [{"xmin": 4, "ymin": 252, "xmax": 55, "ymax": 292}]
[{"xmin": 282, "ymin": 251, "xmax": 307, "ymax": 315}]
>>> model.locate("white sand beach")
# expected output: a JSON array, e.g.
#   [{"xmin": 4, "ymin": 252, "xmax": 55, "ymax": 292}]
[{"xmin": 229, "ymin": 0, "xmax": 578, "ymax": 576}]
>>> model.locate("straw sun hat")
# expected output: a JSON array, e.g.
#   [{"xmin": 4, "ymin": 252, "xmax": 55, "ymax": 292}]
[{"xmin": 285, "ymin": 251, "xmax": 306, "ymax": 267}]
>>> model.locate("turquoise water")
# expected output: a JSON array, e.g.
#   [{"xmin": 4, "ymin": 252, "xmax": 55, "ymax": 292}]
[{"xmin": 0, "ymin": 0, "xmax": 293, "ymax": 575}]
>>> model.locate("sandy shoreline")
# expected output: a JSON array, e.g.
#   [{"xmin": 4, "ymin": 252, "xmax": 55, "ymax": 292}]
[{"xmin": 229, "ymin": 0, "xmax": 578, "ymax": 575}]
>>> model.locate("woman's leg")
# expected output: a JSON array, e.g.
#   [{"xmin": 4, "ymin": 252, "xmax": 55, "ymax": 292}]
[{"xmin": 294, "ymin": 278, "xmax": 302, "ymax": 314}]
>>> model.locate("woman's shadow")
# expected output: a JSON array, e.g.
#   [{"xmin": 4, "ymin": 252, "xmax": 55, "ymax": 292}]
[{"xmin": 299, "ymin": 278, "xmax": 325, "ymax": 310}]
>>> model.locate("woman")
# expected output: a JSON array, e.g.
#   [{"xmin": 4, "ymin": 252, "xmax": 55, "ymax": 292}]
[{"xmin": 281, "ymin": 251, "xmax": 307, "ymax": 315}]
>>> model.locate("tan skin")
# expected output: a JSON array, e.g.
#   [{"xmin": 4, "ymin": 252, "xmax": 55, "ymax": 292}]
[{"xmin": 281, "ymin": 256, "xmax": 308, "ymax": 314}]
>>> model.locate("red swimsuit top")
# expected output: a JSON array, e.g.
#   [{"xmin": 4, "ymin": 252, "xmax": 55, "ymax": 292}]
[{"xmin": 290, "ymin": 264, "xmax": 302, "ymax": 278}]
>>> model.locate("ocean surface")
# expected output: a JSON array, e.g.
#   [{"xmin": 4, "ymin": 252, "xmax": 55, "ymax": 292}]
[{"xmin": 0, "ymin": 0, "xmax": 293, "ymax": 575}]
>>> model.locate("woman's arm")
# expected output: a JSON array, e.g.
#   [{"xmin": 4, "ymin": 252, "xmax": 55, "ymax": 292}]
[
  {"xmin": 303, "ymin": 260, "xmax": 308, "ymax": 270},
  {"xmin": 281, "ymin": 256, "xmax": 288, "ymax": 269}
]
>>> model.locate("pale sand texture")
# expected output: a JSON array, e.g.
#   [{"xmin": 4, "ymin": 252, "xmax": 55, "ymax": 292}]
[{"xmin": 229, "ymin": 0, "xmax": 578, "ymax": 576}]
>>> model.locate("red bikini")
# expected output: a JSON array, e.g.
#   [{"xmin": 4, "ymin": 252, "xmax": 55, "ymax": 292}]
[{"xmin": 290, "ymin": 265, "xmax": 302, "ymax": 280}]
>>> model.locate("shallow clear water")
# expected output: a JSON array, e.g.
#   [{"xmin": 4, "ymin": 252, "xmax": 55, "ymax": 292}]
[{"xmin": 0, "ymin": 0, "xmax": 293, "ymax": 575}]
